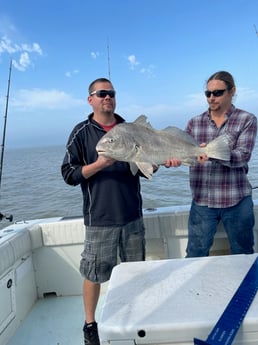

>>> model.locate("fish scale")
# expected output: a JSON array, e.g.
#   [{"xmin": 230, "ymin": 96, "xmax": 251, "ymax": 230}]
[{"xmin": 194, "ymin": 256, "xmax": 258, "ymax": 345}]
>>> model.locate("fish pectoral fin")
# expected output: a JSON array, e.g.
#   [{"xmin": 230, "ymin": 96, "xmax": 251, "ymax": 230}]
[
  {"xmin": 136, "ymin": 162, "xmax": 153, "ymax": 179},
  {"xmin": 129, "ymin": 162, "xmax": 139, "ymax": 176},
  {"xmin": 129, "ymin": 162, "xmax": 153, "ymax": 179}
]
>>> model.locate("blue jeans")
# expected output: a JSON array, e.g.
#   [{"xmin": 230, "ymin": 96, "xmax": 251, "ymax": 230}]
[{"xmin": 186, "ymin": 196, "xmax": 255, "ymax": 257}]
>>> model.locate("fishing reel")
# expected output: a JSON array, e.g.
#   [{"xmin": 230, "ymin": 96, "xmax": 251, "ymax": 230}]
[{"xmin": 0, "ymin": 212, "xmax": 13, "ymax": 222}]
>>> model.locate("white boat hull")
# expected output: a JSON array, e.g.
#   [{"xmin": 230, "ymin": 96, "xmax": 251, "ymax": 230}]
[{"xmin": 0, "ymin": 202, "xmax": 258, "ymax": 344}]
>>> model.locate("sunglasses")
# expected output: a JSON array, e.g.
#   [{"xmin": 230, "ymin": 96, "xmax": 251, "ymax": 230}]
[
  {"xmin": 205, "ymin": 89, "xmax": 228, "ymax": 98},
  {"xmin": 90, "ymin": 90, "xmax": 116, "ymax": 98}
]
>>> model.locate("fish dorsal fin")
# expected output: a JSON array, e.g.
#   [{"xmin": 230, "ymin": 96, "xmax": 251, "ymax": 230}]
[
  {"xmin": 133, "ymin": 115, "xmax": 153, "ymax": 129},
  {"xmin": 164, "ymin": 126, "xmax": 198, "ymax": 146},
  {"xmin": 163, "ymin": 126, "xmax": 183, "ymax": 134}
]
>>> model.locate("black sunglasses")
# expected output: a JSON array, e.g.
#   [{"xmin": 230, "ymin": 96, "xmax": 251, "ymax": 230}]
[
  {"xmin": 205, "ymin": 89, "xmax": 228, "ymax": 98},
  {"xmin": 90, "ymin": 89, "xmax": 116, "ymax": 98}
]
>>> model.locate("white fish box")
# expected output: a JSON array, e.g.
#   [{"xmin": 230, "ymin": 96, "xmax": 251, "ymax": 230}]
[{"xmin": 99, "ymin": 254, "xmax": 258, "ymax": 345}]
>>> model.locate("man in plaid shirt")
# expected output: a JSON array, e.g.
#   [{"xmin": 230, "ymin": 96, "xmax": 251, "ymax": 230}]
[{"xmin": 185, "ymin": 71, "xmax": 257, "ymax": 256}]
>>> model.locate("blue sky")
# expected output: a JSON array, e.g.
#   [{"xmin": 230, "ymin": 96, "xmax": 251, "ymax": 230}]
[{"xmin": 0, "ymin": 0, "xmax": 258, "ymax": 148}]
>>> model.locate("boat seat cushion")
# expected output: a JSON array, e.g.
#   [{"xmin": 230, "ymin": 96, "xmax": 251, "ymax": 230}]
[
  {"xmin": 40, "ymin": 219, "xmax": 85, "ymax": 246},
  {"xmin": 0, "ymin": 231, "xmax": 31, "ymax": 277}
]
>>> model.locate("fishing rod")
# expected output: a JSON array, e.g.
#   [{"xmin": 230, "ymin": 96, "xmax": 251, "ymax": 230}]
[
  {"xmin": 0, "ymin": 58, "xmax": 13, "ymax": 222},
  {"xmin": 0, "ymin": 59, "xmax": 12, "ymax": 187},
  {"xmin": 107, "ymin": 37, "xmax": 111, "ymax": 80},
  {"xmin": 254, "ymin": 24, "xmax": 258, "ymax": 37}
]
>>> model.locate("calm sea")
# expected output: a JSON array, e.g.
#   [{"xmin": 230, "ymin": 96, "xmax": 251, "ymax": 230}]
[{"xmin": 0, "ymin": 140, "xmax": 258, "ymax": 229}]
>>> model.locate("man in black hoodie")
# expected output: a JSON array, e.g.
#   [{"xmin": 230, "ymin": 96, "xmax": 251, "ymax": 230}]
[{"xmin": 61, "ymin": 78, "xmax": 145, "ymax": 345}]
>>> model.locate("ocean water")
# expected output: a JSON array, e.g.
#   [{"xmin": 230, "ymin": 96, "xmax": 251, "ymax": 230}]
[{"xmin": 0, "ymin": 140, "xmax": 258, "ymax": 229}]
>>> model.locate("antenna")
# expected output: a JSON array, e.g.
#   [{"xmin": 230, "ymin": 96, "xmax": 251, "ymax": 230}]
[
  {"xmin": 254, "ymin": 24, "xmax": 258, "ymax": 36},
  {"xmin": 107, "ymin": 37, "xmax": 111, "ymax": 80}
]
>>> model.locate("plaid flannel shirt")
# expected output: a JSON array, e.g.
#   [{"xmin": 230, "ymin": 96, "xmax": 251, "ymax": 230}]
[{"xmin": 186, "ymin": 105, "xmax": 257, "ymax": 208}]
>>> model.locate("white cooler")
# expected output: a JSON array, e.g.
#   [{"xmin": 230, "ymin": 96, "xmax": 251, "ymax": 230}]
[{"xmin": 99, "ymin": 254, "xmax": 258, "ymax": 345}]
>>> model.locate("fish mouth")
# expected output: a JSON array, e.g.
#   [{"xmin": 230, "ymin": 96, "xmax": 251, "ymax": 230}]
[{"xmin": 96, "ymin": 149, "xmax": 106, "ymax": 155}]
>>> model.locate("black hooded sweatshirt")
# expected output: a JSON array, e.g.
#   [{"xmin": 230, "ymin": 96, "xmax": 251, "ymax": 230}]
[{"xmin": 61, "ymin": 113, "xmax": 143, "ymax": 226}]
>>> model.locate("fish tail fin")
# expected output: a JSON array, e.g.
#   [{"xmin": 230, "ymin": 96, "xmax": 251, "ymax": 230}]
[{"xmin": 205, "ymin": 135, "xmax": 231, "ymax": 161}]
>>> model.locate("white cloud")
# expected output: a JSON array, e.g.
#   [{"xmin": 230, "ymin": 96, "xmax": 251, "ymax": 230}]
[
  {"xmin": 127, "ymin": 55, "xmax": 155, "ymax": 78},
  {"xmin": 235, "ymin": 87, "xmax": 258, "ymax": 101},
  {"xmin": 12, "ymin": 51, "xmax": 31, "ymax": 71},
  {"xmin": 185, "ymin": 92, "xmax": 205, "ymax": 107},
  {"xmin": 65, "ymin": 71, "xmax": 72, "ymax": 78},
  {"xmin": 0, "ymin": 15, "xmax": 17, "ymax": 36},
  {"xmin": 128, "ymin": 55, "xmax": 140, "ymax": 70},
  {"xmin": 21, "ymin": 42, "xmax": 42, "ymax": 55},
  {"xmin": 0, "ymin": 35, "xmax": 43, "ymax": 71},
  {"xmin": 65, "ymin": 69, "xmax": 79, "ymax": 78},
  {"xmin": 0, "ymin": 36, "xmax": 18, "ymax": 54},
  {"xmin": 90, "ymin": 51, "xmax": 100, "ymax": 59},
  {"xmin": 10, "ymin": 88, "xmax": 86, "ymax": 111},
  {"xmin": 140, "ymin": 64, "xmax": 155, "ymax": 78}
]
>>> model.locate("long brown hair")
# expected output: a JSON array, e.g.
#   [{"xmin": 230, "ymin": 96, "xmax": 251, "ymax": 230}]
[{"xmin": 207, "ymin": 71, "xmax": 235, "ymax": 90}]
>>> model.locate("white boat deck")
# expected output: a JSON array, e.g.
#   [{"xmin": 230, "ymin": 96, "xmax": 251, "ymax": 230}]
[
  {"xmin": 6, "ymin": 294, "xmax": 105, "ymax": 345},
  {"xmin": 1, "ymin": 204, "xmax": 258, "ymax": 345},
  {"xmin": 7, "ymin": 295, "xmax": 84, "ymax": 345}
]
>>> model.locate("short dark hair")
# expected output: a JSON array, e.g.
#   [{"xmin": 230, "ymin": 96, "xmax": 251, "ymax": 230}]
[
  {"xmin": 207, "ymin": 71, "xmax": 235, "ymax": 90},
  {"xmin": 88, "ymin": 78, "xmax": 113, "ymax": 94}
]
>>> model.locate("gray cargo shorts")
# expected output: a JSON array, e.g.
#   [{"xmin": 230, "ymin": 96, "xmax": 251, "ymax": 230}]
[{"xmin": 79, "ymin": 217, "xmax": 145, "ymax": 283}]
